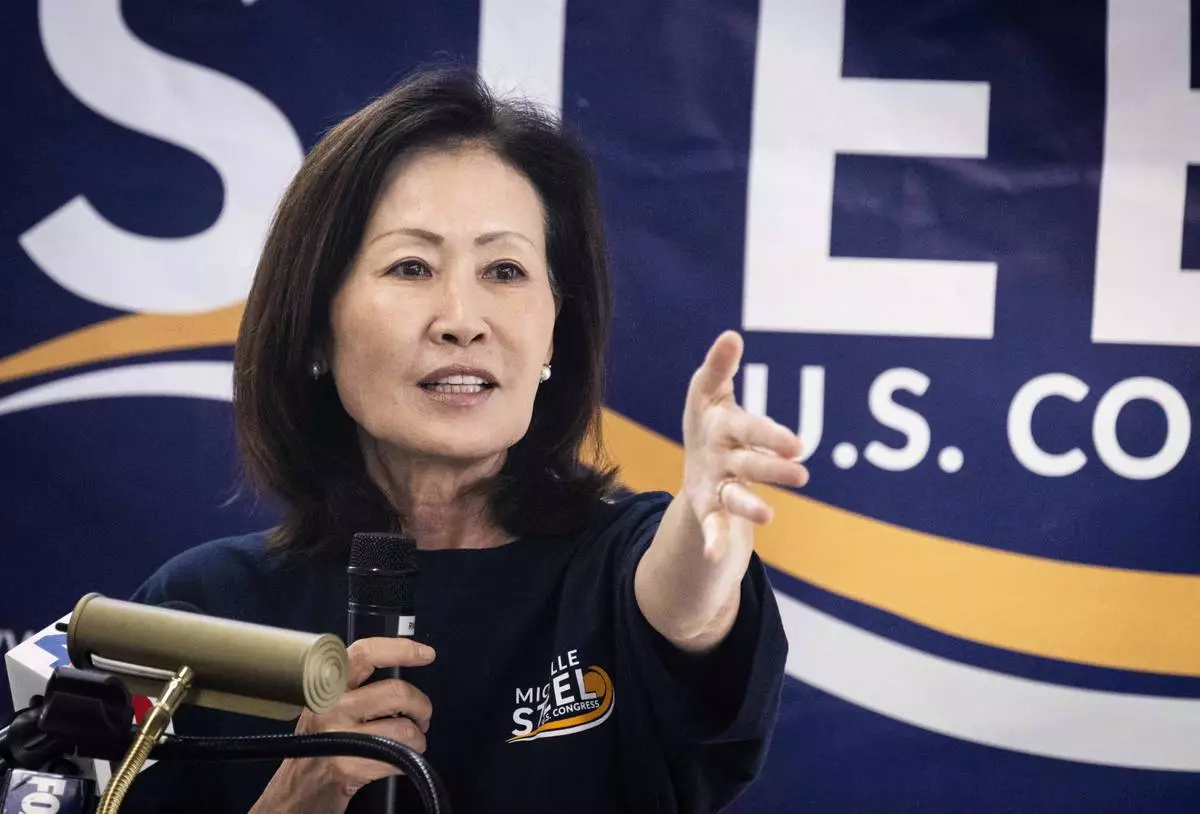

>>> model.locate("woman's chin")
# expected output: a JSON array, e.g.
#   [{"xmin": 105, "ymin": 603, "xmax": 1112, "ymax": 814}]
[{"xmin": 378, "ymin": 433, "xmax": 515, "ymax": 467}]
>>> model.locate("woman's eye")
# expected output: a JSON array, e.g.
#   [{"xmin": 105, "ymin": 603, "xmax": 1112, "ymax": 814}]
[
  {"xmin": 389, "ymin": 259, "xmax": 431, "ymax": 278},
  {"xmin": 489, "ymin": 262, "xmax": 525, "ymax": 282}
]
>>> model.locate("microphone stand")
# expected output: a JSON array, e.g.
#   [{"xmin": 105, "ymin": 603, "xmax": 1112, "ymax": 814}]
[{"xmin": 98, "ymin": 664, "xmax": 194, "ymax": 814}]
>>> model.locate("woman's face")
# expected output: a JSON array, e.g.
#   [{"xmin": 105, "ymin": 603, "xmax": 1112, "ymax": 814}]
[{"xmin": 329, "ymin": 145, "xmax": 557, "ymax": 465}]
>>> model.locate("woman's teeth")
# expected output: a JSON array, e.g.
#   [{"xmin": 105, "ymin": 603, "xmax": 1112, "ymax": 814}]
[
  {"xmin": 423, "ymin": 374, "xmax": 491, "ymax": 393},
  {"xmin": 429, "ymin": 384, "xmax": 485, "ymax": 393}
]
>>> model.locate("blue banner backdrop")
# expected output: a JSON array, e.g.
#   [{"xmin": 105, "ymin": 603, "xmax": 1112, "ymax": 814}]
[{"xmin": 3, "ymin": 1, "xmax": 1199, "ymax": 811}]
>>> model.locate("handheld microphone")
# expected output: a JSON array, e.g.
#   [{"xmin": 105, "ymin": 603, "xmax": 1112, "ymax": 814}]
[
  {"xmin": 347, "ymin": 532, "xmax": 418, "ymax": 678},
  {"xmin": 346, "ymin": 531, "xmax": 418, "ymax": 814}
]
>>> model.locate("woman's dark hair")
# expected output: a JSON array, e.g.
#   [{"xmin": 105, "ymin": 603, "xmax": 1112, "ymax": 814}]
[{"xmin": 234, "ymin": 67, "xmax": 617, "ymax": 556}]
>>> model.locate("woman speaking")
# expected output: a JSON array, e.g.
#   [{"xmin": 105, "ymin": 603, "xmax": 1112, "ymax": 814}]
[{"xmin": 126, "ymin": 67, "xmax": 807, "ymax": 813}]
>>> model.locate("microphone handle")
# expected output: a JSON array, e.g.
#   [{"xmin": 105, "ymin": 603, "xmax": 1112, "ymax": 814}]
[{"xmin": 346, "ymin": 607, "xmax": 415, "ymax": 814}]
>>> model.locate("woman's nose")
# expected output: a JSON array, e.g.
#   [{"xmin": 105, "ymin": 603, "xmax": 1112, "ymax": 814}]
[{"xmin": 429, "ymin": 275, "xmax": 488, "ymax": 346}]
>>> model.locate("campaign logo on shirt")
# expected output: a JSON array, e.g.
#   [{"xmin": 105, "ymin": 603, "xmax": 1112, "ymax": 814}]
[{"xmin": 508, "ymin": 648, "xmax": 614, "ymax": 743}]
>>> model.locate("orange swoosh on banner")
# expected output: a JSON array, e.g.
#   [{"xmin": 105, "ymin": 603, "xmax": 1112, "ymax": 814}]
[
  {"xmin": 6, "ymin": 307, "xmax": 1196, "ymax": 677},
  {"xmin": 507, "ymin": 667, "xmax": 614, "ymax": 743},
  {"xmin": 0, "ymin": 304, "xmax": 244, "ymax": 385},
  {"xmin": 594, "ymin": 408, "xmax": 1200, "ymax": 677}
]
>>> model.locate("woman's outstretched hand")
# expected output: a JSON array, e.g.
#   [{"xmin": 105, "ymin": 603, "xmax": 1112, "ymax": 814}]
[
  {"xmin": 635, "ymin": 330, "xmax": 808, "ymax": 653},
  {"xmin": 682, "ymin": 330, "xmax": 808, "ymax": 564}
]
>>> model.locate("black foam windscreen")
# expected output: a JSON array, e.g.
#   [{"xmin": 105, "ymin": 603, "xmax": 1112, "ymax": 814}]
[{"xmin": 348, "ymin": 532, "xmax": 417, "ymax": 613}]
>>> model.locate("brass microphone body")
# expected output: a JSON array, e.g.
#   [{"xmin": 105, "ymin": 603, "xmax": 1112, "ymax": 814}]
[{"xmin": 68, "ymin": 593, "xmax": 349, "ymax": 720}]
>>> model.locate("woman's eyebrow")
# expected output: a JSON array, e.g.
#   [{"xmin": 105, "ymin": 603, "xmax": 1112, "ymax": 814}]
[
  {"xmin": 475, "ymin": 230, "xmax": 535, "ymax": 248},
  {"xmin": 365, "ymin": 226, "xmax": 444, "ymax": 248},
  {"xmin": 364, "ymin": 228, "xmax": 534, "ymax": 249}
]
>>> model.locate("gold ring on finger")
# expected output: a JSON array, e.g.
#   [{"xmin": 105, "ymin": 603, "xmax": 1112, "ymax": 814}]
[{"xmin": 716, "ymin": 477, "xmax": 741, "ymax": 507}]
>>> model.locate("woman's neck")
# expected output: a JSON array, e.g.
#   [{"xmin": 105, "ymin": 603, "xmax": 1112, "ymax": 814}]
[{"xmin": 360, "ymin": 436, "xmax": 511, "ymax": 551}]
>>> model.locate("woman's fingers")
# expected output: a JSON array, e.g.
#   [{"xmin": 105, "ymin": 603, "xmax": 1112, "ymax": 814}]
[
  {"xmin": 719, "ymin": 409, "xmax": 803, "ymax": 460},
  {"xmin": 360, "ymin": 715, "xmax": 428, "ymax": 754},
  {"xmin": 320, "ymin": 716, "xmax": 428, "ymax": 794},
  {"xmin": 336, "ymin": 678, "xmax": 433, "ymax": 731},
  {"xmin": 688, "ymin": 330, "xmax": 744, "ymax": 404},
  {"xmin": 715, "ymin": 481, "xmax": 772, "ymax": 524},
  {"xmin": 346, "ymin": 637, "xmax": 436, "ymax": 688},
  {"xmin": 727, "ymin": 447, "xmax": 810, "ymax": 489},
  {"xmin": 681, "ymin": 331, "xmax": 811, "ymax": 540}
]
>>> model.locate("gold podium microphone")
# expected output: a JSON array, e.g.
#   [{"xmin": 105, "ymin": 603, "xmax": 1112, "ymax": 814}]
[{"xmin": 67, "ymin": 593, "xmax": 349, "ymax": 720}]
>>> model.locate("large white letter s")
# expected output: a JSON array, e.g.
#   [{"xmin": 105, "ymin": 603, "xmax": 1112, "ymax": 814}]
[{"xmin": 21, "ymin": 0, "xmax": 303, "ymax": 314}]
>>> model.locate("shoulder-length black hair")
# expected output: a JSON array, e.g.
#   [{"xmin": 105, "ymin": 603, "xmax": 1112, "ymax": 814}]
[{"xmin": 234, "ymin": 67, "xmax": 616, "ymax": 556}]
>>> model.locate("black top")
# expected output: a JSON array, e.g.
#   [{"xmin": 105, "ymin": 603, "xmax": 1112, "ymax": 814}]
[{"xmin": 121, "ymin": 491, "xmax": 787, "ymax": 813}]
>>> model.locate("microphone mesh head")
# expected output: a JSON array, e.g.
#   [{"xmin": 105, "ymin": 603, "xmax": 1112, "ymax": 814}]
[
  {"xmin": 348, "ymin": 532, "xmax": 417, "ymax": 612},
  {"xmin": 349, "ymin": 532, "xmax": 416, "ymax": 571}
]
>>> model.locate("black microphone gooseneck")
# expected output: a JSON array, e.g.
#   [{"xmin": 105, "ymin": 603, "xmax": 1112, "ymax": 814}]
[{"xmin": 346, "ymin": 531, "xmax": 418, "ymax": 814}]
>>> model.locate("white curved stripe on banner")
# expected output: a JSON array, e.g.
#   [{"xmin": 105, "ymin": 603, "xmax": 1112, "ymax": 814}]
[
  {"xmin": 777, "ymin": 590, "xmax": 1200, "ymax": 771},
  {"xmin": 0, "ymin": 362, "xmax": 234, "ymax": 417}
]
